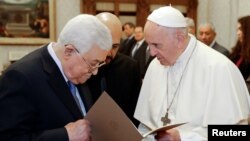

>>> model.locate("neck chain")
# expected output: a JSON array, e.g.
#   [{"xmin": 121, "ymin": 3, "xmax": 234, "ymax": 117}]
[{"xmin": 161, "ymin": 39, "xmax": 197, "ymax": 126}]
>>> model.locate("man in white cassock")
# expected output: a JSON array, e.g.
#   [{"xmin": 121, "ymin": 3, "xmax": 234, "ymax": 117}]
[{"xmin": 134, "ymin": 6, "xmax": 250, "ymax": 141}]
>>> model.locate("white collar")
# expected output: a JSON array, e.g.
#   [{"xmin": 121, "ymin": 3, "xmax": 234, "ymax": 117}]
[
  {"xmin": 209, "ymin": 40, "xmax": 216, "ymax": 47},
  {"xmin": 47, "ymin": 43, "xmax": 68, "ymax": 82}
]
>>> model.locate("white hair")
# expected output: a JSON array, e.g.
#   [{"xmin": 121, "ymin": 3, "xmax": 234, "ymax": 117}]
[
  {"xmin": 198, "ymin": 22, "xmax": 216, "ymax": 32},
  {"xmin": 58, "ymin": 14, "xmax": 112, "ymax": 53},
  {"xmin": 185, "ymin": 17, "xmax": 195, "ymax": 27}
]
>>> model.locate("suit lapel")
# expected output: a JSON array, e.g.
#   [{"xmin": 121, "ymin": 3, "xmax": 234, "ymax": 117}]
[
  {"xmin": 41, "ymin": 45, "xmax": 83, "ymax": 119},
  {"xmin": 134, "ymin": 41, "xmax": 147, "ymax": 60}
]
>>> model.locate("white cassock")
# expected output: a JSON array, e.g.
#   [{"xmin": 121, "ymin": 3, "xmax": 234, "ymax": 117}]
[{"xmin": 134, "ymin": 34, "xmax": 250, "ymax": 141}]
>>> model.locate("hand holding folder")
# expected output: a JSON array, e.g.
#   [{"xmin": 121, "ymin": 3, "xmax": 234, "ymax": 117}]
[{"xmin": 85, "ymin": 92, "xmax": 186, "ymax": 141}]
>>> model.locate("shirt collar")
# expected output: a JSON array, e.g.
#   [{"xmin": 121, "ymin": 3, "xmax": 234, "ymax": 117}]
[
  {"xmin": 136, "ymin": 39, "xmax": 145, "ymax": 46},
  {"xmin": 209, "ymin": 40, "xmax": 216, "ymax": 47},
  {"xmin": 47, "ymin": 43, "xmax": 68, "ymax": 82},
  {"xmin": 128, "ymin": 34, "xmax": 134, "ymax": 40}
]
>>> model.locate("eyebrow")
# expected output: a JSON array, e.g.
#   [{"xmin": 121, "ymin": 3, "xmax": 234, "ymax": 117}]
[{"xmin": 112, "ymin": 43, "xmax": 120, "ymax": 48}]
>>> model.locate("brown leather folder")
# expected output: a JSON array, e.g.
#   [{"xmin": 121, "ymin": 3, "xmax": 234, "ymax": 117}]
[
  {"xmin": 85, "ymin": 91, "xmax": 186, "ymax": 141},
  {"xmin": 85, "ymin": 91, "xmax": 143, "ymax": 141}
]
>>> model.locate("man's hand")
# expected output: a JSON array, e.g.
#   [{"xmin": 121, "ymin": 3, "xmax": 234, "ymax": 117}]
[
  {"xmin": 65, "ymin": 119, "xmax": 92, "ymax": 141},
  {"xmin": 155, "ymin": 129, "xmax": 180, "ymax": 141}
]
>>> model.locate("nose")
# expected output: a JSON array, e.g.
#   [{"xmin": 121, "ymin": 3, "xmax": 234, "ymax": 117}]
[{"xmin": 201, "ymin": 34, "xmax": 207, "ymax": 40}]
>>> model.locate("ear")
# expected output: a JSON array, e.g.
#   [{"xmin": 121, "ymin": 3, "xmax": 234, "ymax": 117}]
[
  {"xmin": 64, "ymin": 44, "xmax": 75, "ymax": 56},
  {"xmin": 214, "ymin": 32, "xmax": 217, "ymax": 37},
  {"xmin": 175, "ymin": 33, "xmax": 185, "ymax": 48},
  {"xmin": 176, "ymin": 33, "xmax": 185, "ymax": 43}
]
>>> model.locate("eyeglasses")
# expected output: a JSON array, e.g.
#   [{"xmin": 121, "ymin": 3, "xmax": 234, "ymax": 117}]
[
  {"xmin": 73, "ymin": 47, "xmax": 106, "ymax": 73},
  {"xmin": 81, "ymin": 56, "xmax": 106, "ymax": 73}
]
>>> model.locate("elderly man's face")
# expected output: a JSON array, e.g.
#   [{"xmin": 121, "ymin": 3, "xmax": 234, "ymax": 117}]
[
  {"xmin": 62, "ymin": 44, "xmax": 108, "ymax": 84},
  {"xmin": 144, "ymin": 21, "xmax": 180, "ymax": 66},
  {"xmin": 198, "ymin": 25, "xmax": 216, "ymax": 46}
]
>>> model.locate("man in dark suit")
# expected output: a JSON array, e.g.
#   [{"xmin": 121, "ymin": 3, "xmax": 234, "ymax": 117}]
[
  {"xmin": 87, "ymin": 13, "xmax": 141, "ymax": 126},
  {"xmin": 198, "ymin": 23, "xmax": 230, "ymax": 57},
  {"xmin": 131, "ymin": 26, "xmax": 155, "ymax": 78},
  {"xmin": 118, "ymin": 22, "xmax": 136, "ymax": 55},
  {"xmin": 0, "ymin": 14, "xmax": 112, "ymax": 141},
  {"xmin": 212, "ymin": 41, "xmax": 230, "ymax": 56}
]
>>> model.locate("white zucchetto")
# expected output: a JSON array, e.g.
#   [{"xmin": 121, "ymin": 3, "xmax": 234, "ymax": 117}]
[{"xmin": 148, "ymin": 6, "xmax": 187, "ymax": 28}]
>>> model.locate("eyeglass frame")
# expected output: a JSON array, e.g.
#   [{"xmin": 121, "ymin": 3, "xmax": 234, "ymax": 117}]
[
  {"xmin": 80, "ymin": 54, "xmax": 106, "ymax": 73},
  {"xmin": 65, "ymin": 44, "xmax": 106, "ymax": 73}
]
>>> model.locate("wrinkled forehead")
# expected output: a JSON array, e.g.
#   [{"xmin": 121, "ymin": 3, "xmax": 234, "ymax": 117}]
[
  {"xmin": 199, "ymin": 25, "xmax": 214, "ymax": 33},
  {"xmin": 144, "ymin": 22, "xmax": 161, "ymax": 43},
  {"xmin": 144, "ymin": 21, "xmax": 157, "ymax": 33},
  {"xmin": 144, "ymin": 21, "xmax": 166, "ymax": 37},
  {"xmin": 83, "ymin": 45, "xmax": 108, "ymax": 61}
]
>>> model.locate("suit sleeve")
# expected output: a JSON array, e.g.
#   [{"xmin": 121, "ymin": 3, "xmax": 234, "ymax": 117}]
[{"xmin": 0, "ymin": 70, "xmax": 68, "ymax": 141}]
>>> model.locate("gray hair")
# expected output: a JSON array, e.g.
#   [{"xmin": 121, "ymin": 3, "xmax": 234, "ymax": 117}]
[
  {"xmin": 185, "ymin": 17, "xmax": 195, "ymax": 27},
  {"xmin": 58, "ymin": 14, "xmax": 112, "ymax": 53},
  {"xmin": 198, "ymin": 22, "xmax": 216, "ymax": 32}
]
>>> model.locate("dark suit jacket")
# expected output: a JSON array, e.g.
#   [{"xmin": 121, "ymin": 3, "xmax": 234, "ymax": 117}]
[
  {"xmin": 118, "ymin": 37, "xmax": 136, "ymax": 56},
  {"xmin": 87, "ymin": 53, "xmax": 141, "ymax": 126},
  {"xmin": 0, "ymin": 45, "xmax": 93, "ymax": 141},
  {"xmin": 212, "ymin": 42, "xmax": 230, "ymax": 57},
  {"xmin": 132, "ymin": 41, "xmax": 155, "ymax": 78}
]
